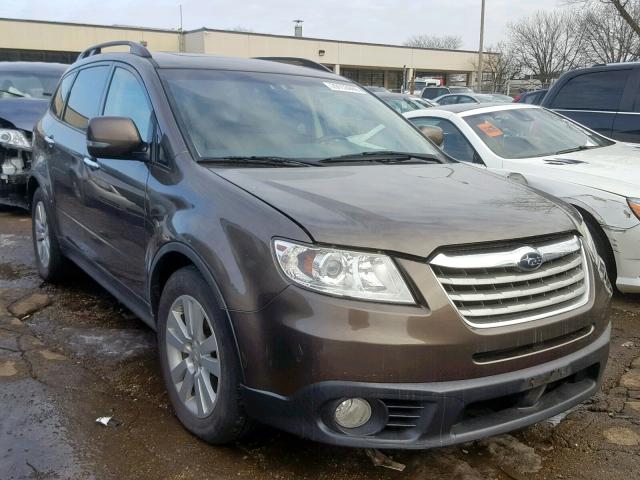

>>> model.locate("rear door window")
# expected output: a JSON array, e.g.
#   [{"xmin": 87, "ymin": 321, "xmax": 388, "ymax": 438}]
[
  {"xmin": 550, "ymin": 69, "xmax": 630, "ymax": 111},
  {"xmin": 51, "ymin": 72, "xmax": 76, "ymax": 119},
  {"xmin": 63, "ymin": 65, "xmax": 110, "ymax": 131}
]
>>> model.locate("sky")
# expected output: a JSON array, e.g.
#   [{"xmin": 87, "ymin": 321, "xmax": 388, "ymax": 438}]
[{"xmin": 2, "ymin": 0, "xmax": 562, "ymax": 50}]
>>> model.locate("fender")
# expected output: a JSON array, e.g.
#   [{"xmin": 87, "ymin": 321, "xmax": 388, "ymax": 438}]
[{"xmin": 148, "ymin": 241, "xmax": 246, "ymax": 382}]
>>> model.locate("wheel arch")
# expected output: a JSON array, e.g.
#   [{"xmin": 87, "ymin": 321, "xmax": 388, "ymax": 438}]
[
  {"xmin": 148, "ymin": 242, "xmax": 246, "ymax": 382},
  {"xmin": 571, "ymin": 203, "xmax": 618, "ymax": 279}
]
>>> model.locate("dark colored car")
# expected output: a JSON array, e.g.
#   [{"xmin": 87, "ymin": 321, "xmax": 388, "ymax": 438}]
[
  {"xmin": 30, "ymin": 42, "xmax": 611, "ymax": 449},
  {"xmin": 421, "ymin": 86, "xmax": 473, "ymax": 100},
  {"xmin": 514, "ymin": 89, "xmax": 548, "ymax": 105},
  {"xmin": 434, "ymin": 93, "xmax": 505, "ymax": 105},
  {"xmin": 542, "ymin": 63, "xmax": 640, "ymax": 142},
  {"xmin": 0, "ymin": 62, "xmax": 67, "ymax": 208},
  {"xmin": 376, "ymin": 92, "xmax": 435, "ymax": 113}
]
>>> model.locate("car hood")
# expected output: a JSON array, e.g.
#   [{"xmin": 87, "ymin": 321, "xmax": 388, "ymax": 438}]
[
  {"xmin": 214, "ymin": 163, "xmax": 576, "ymax": 257},
  {"xmin": 527, "ymin": 142, "xmax": 640, "ymax": 197},
  {"xmin": 0, "ymin": 98, "xmax": 49, "ymax": 131}
]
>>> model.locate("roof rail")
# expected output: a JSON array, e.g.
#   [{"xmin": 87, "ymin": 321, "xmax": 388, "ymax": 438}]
[
  {"xmin": 253, "ymin": 57, "xmax": 333, "ymax": 73},
  {"xmin": 77, "ymin": 41, "xmax": 152, "ymax": 61}
]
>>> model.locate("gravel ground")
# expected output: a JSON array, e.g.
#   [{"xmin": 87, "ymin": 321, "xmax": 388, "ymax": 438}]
[{"xmin": 1, "ymin": 206, "xmax": 639, "ymax": 480}]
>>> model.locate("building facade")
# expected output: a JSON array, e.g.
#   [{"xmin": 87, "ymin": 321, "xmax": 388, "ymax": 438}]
[{"xmin": 0, "ymin": 17, "xmax": 492, "ymax": 91}]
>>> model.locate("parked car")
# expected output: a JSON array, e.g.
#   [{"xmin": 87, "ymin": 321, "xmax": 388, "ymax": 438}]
[
  {"xmin": 489, "ymin": 93, "xmax": 514, "ymax": 102},
  {"xmin": 363, "ymin": 85, "xmax": 388, "ymax": 93},
  {"xmin": 0, "ymin": 61, "xmax": 67, "ymax": 208},
  {"xmin": 31, "ymin": 42, "xmax": 611, "ymax": 449},
  {"xmin": 376, "ymin": 92, "xmax": 435, "ymax": 113},
  {"xmin": 434, "ymin": 93, "xmax": 508, "ymax": 105},
  {"xmin": 541, "ymin": 63, "xmax": 640, "ymax": 142},
  {"xmin": 421, "ymin": 85, "xmax": 473, "ymax": 100},
  {"xmin": 405, "ymin": 102, "xmax": 640, "ymax": 292},
  {"xmin": 514, "ymin": 89, "xmax": 548, "ymax": 105}
]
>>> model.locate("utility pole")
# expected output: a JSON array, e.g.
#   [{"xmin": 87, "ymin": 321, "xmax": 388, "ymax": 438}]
[
  {"xmin": 179, "ymin": 4, "xmax": 185, "ymax": 52},
  {"xmin": 476, "ymin": 0, "xmax": 485, "ymax": 92}
]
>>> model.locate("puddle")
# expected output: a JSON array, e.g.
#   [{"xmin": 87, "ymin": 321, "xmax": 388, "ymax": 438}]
[{"xmin": 62, "ymin": 327, "xmax": 155, "ymax": 361}]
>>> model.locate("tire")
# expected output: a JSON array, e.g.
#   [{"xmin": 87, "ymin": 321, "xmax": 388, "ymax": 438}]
[
  {"xmin": 584, "ymin": 216, "xmax": 616, "ymax": 288},
  {"xmin": 31, "ymin": 187, "xmax": 68, "ymax": 282},
  {"xmin": 157, "ymin": 266, "xmax": 251, "ymax": 444}
]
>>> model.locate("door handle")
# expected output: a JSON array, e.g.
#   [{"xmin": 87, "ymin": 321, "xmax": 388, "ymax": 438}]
[
  {"xmin": 83, "ymin": 157, "xmax": 100, "ymax": 170},
  {"xmin": 44, "ymin": 135, "xmax": 55, "ymax": 146}
]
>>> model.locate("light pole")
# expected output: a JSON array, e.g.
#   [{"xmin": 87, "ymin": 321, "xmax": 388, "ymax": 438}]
[{"xmin": 476, "ymin": 0, "xmax": 485, "ymax": 92}]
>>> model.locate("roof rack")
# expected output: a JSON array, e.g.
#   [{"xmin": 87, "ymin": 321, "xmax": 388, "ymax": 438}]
[
  {"xmin": 77, "ymin": 41, "xmax": 152, "ymax": 61},
  {"xmin": 253, "ymin": 57, "xmax": 333, "ymax": 73}
]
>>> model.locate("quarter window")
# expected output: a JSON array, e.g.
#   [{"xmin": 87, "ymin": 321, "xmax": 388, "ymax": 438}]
[
  {"xmin": 51, "ymin": 72, "xmax": 76, "ymax": 119},
  {"xmin": 103, "ymin": 68, "xmax": 153, "ymax": 141},
  {"xmin": 63, "ymin": 65, "xmax": 110, "ymax": 130},
  {"xmin": 551, "ymin": 70, "xmax": 629, "ymax": 111}
]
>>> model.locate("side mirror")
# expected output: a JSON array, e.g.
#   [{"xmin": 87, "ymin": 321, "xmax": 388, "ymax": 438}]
[
  {"xmin": 87, "ymin": 117, "xmax": 143, "ymax": 159},
  {"xmin": 419, "ymin": 125, "xmax": 444, "ymax": 147}
]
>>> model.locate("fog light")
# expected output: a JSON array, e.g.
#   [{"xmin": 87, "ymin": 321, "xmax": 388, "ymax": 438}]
[{"xmin": 334, "ymin": 398, "xmax": 372, "ymax": 429}]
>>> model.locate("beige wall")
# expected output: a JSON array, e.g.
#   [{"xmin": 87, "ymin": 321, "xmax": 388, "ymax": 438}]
[
  {"xmin": 0, "ymin": 19, "xmax": 490, "ymax": 74},
  {"xmin": 0, "ymin": 19, "xmax": 180, "ymax": 53},
  {"xmin": 193, "ymin": 30, "xmax": 486, "ymax": 73}
]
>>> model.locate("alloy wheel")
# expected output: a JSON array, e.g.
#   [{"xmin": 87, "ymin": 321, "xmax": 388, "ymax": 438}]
[
  {"xmin": 166, "ymin": 295, "xmax": 221, "ymax": 418},
  {"xmin": 34, "ymin": 201, "xmax": 51, "ymax": 268}
]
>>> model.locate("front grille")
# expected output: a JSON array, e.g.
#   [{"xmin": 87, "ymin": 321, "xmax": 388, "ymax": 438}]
[{"xmin": 430, "ymin": 235, "xmax": 589, "ymax": 328}]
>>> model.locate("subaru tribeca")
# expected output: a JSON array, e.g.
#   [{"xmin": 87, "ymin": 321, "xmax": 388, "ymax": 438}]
[{"xmin": 30, "ymin": 41, "xmax": 612, "ymax": 449}]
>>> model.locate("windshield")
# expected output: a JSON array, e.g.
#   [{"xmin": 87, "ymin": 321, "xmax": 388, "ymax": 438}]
[
  {"xmin": 464, "ymin": 107, "xmax": 613, "ymax": 159},
  {"xmin": 161, "ymin": 69, "xmax": 442, "ymax": 161},
  {"xmin": 0, "ymin": 70, "xmax": 63, "ymax": 99}
]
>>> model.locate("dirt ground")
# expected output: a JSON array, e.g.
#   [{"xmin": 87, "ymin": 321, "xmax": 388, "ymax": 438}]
[{"xmin": 1, "ymin": 206, "xmax": 639, "ymax": 480}]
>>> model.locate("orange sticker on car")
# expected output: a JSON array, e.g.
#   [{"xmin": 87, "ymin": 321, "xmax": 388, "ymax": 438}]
[{"xmin": 476, "ymin": 121, "xmax": 504, "ymax": 137}]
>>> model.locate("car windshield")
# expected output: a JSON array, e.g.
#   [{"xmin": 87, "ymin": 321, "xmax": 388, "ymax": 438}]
[
  {"xmin": 0, "ymin": 70, "xmax": 63, "ymax": 99},
  {"xmin": 161, "ymin": 69, "xmax": 442, "ymax": 161},
  {"xmin": 464, "ymin": 107, "xmax": 613, "ymax": 159}
]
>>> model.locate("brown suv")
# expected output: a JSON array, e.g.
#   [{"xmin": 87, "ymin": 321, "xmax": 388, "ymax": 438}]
[{"xmin": 30, "ymin": 42, "xmax": 612, "ymax": 449}]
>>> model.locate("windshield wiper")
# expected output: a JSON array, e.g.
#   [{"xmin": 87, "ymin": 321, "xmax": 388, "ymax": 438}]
[
  {"xmin": 555, "ymin": 145, "xmax": 594, "ymax": 155},
  {"xmin": 0, "ymin": 89, "xmax": 25, "ymax": 98},
  {"xmin": 199, "ymin": 156, "xmax": 318, "ymax": 167},
  {"xmin": 318, "ymin": 151, "xmax": 444, "ymax": 164}
]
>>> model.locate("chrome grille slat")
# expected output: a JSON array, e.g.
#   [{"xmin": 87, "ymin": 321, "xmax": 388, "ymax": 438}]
[
  {"xmin": 437, "ymin": 253, "xmax": 582, "ymax": 286},
  {"xmin": 448, "ymin": 269, "xmax": 585, "ymax": 302},
  {"xmin": 430, "ymin": 235, "xmax": 590, "ymax": 328}
]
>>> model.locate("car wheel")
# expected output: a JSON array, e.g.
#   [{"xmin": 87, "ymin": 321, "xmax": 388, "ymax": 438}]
[
  {"xmin": 157, "ymin": 266, "xmax": 251, "ymax": 444},
  {"xmin": 31, "ymin": 188, "xmax": 68, "ymax": 282}
]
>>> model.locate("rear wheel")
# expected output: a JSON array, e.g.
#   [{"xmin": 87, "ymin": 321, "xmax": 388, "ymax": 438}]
[
  {"xmin": 31, "ymin": 188, "xmax": 68, "ymax": 282},
  {"xmin": 157, "ymin": 266, "xmax": 251, "ymax": 444}
]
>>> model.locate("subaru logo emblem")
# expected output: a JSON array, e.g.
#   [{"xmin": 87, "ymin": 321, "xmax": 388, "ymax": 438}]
[{"xmin": 517, "ymin": 249, "xmax": 543, "ymax": 271}]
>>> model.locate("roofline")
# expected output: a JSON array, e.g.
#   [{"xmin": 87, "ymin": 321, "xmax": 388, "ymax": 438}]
[
  {"xmin": 189, "ymin": 27, "xmax": 495, "ymax": 55},
  {"xmin": 0, "ymin": 17, "xmax": 496, "ymax": 56}
]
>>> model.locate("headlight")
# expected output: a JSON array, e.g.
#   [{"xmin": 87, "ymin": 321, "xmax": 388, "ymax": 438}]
[
  {"xmin": 628, "ymin": 198, "xmax": 640, "ymax": 220},
  {"xmin": 273, "ymin": 239, "xmax": 414, "ymax": 303},
  {"xmin": 0, "ymin": 129, "xmax": 31, "ymax": 151}
]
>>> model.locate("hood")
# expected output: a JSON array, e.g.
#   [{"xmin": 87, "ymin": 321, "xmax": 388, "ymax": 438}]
[
  {"xmin": 214, "ymin": 163, "xmax": 576, "ymax": 257},
  {"xmin": 0, "ymin": 98, "xmax": 49, "ymax": 131},
  {"xmin": 527, "ymin": 142, "xmax": 640, "ymax": 197}
]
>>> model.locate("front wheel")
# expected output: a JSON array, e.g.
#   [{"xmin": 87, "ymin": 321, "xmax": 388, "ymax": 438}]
[
  {"xmin": 157, "ymin": 266, "xmax": 251, "ymax": 444},
  {"xmin": 31, "ymin": 187, "xmax": 68, "ymax": 282}
]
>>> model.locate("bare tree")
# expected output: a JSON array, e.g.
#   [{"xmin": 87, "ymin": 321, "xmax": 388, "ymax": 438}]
[
  {"xmin": 231, "ymin": 26, "xmax": 254, "ymax": 32},
  {"xmin": 483, "ymin": 42, "xmax": 523, "ymax": 93},
  {"xmin": 403, "ymin": 34, "xmax": 463, "ymax": 50},
  {"xmin": 579, "ymin": 3, "xmax": 640, "ymax": 63},
  {"xmin": 508, "ymin": 10, "xmax": 586, "ymax": 84},
  {"xmin": 567, "ymin": 0, "xmax": 640, "ymax": 36}
]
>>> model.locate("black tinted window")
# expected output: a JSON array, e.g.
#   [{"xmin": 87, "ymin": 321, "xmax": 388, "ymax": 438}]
[
  {"xmin": 551, "ymin": 69, "xmax": 629, "ymax": 111},
  {"xmin": 103, "ymin": 68, "xmax": 153, "ymax": 141},
  {"xmin": 63, "ymin": 66, "xmax": 110, "ymax": 130},
  {"xmin": 51, "ymin": 72, "xmax": 75, "ymax": 119}
]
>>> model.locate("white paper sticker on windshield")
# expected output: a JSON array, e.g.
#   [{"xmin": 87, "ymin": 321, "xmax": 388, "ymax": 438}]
[{"xmin": 323, "ymin": 82, "xmax": 366, "ymax": 94}]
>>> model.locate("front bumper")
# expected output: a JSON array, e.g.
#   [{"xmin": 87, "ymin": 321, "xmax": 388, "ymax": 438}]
[{"xmin": 241, "ymin": 324, "xmax": 610, "ymax": 449}]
